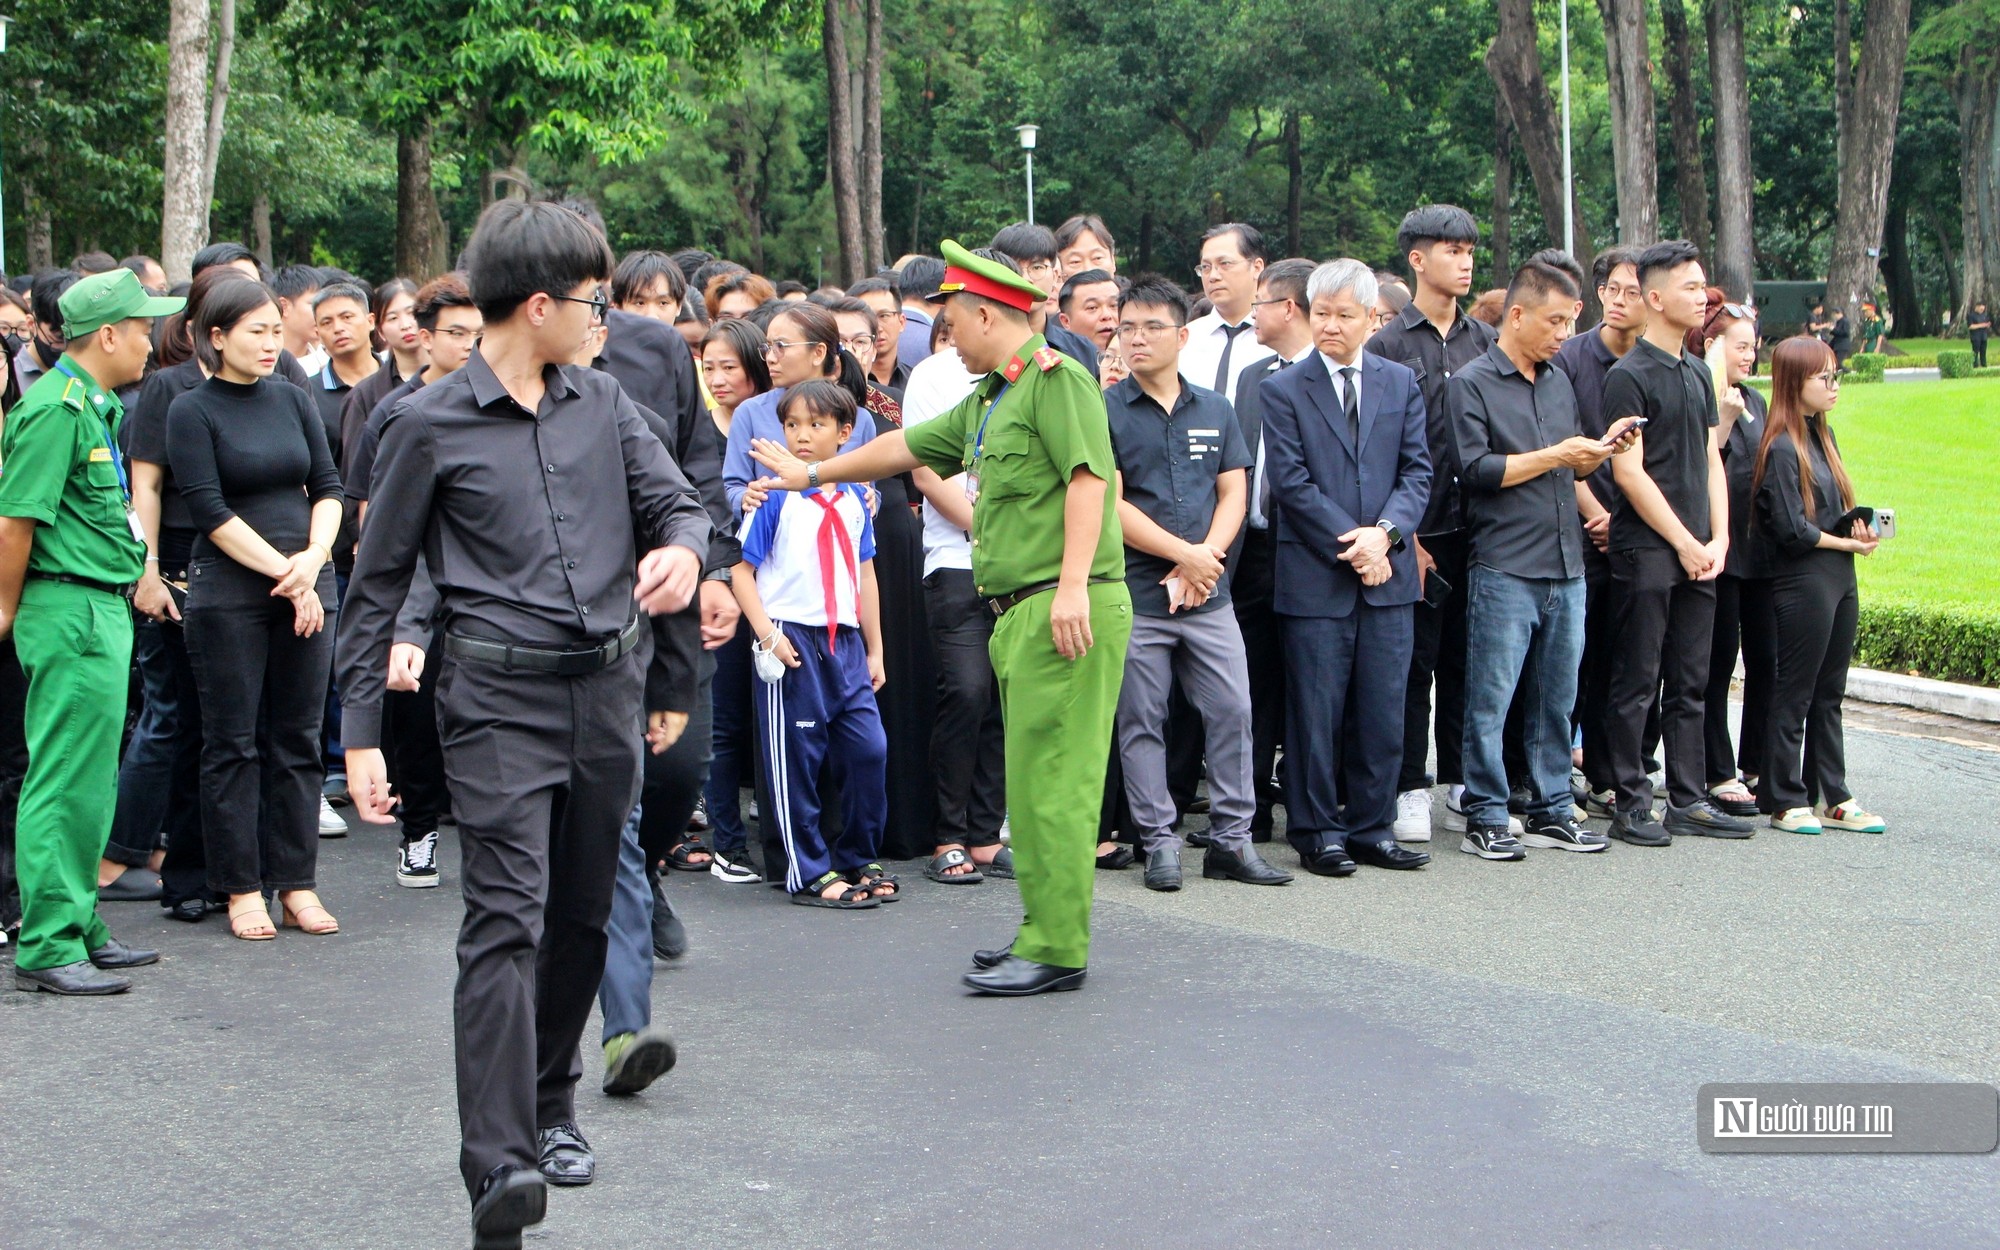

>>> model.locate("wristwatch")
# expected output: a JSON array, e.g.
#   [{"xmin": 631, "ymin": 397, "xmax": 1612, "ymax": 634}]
[
  {"xmin": 806, "ymin": 463, "xmax": 821, "ymax": 490},
  {"xmin": 1376, "ymin": 519, "xmax": 1404, "ymax": 550}
]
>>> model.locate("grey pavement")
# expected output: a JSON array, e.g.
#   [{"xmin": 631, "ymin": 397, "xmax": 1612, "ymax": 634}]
[{"xmin": 4, "ymin": 707, "xmax": 1997, "ymax": 1249}]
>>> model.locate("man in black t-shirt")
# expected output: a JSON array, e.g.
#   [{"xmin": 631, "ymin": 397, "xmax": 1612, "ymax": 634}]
[{"xmin": 1969, "ymin": 302, "xmax": 1991, "ymax": 369}]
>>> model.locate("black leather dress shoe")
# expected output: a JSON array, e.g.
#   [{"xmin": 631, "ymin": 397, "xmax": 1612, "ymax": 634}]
[
  {"xmin": 651, "ymin": 879, "xmax": 688, "ymax": 961},
  {"xmin": 89, "ymin": 937, "xmax": 160, "ymax": 969},
  {"xmin": 1202, "ymin": 845, "xmax": 1293, "ymax": 885},
  {"xmin": 1349, "ymin": 840, "xmax": 1431, "ymax": 870},
  {"xmin": 1144, "ymin": 845, "xmax": 1183, "ymax": 891},
  {"xmin": 472, "ymin": 1165, "xmax": 547, "ymax": 1250},
  {"xmin": 962, "ymin": 955, "xmax": 1086, "ymax": 996},
  {"xmin": 165, "ymin": 896, "xmax": 213, "ymax": 923},
  {"xmin": 15, "ymin": 960, "xmax": 131, "ymax": 995},
  {"xmin": 1300, "ymin": 847, "xmax": 1357, "ymax": 877},
  {"xmin": 971, "ymin": 942, "xmax": 1013, "ymax": 970},
  {"xmin": 535, "ymin": 1122, "xmax": 595, "ymax": 1186}
]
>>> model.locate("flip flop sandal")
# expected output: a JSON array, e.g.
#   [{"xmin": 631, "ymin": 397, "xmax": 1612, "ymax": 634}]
[
  {"xmin": 664, "ymin": 840, "xmax": 712, "ymax": 872},
  {"xmin": 924, "ymin": 848, "xmax": 984, "ymax": 884},
  {"xmin": 850, "ymin": 863, "xmax": 901, "ymax": 902},
  {"xmin": 791, "ymin": 872, "xmax": 879, "ymax": 909},
  {"xmin": 980, "ymin": 846, "xmax": 1016, "ymax": 879}
]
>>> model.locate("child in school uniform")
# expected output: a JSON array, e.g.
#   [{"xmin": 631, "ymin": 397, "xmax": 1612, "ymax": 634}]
[{"xmin": 732, "ymin": 381, "xmax": 895, "ymax": 909}]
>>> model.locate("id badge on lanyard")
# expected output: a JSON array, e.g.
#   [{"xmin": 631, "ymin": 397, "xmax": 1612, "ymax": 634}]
[
  {"xmin": 966, "ymin": 381, "xmax": 1012, "ymax": 503},
  {"xmin": 55, "ymin": 361, "xmax": 145, "ymax": 545}
]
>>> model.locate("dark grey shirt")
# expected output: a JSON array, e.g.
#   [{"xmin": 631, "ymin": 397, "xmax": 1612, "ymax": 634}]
[
  {"xmin": 1720, "ymin": 384, "xmax": 1774, "ymax": 579},
  {"xmin": 1449, "ymin": 344, "xmax": 1586, "ymax": 580},
  {"xmin": 1602, "ymin": 337, "xmax": 1719, "ymax": 552},
  {"xmin": 336, "ymin": 349, "xmax": 711, "ymax": 750},
  {"xmin": 1364, "ymin": 300, "xmax": 1496, "ymax": 535},
  {"xmin": 1105, "ymin": 374, "xmax": 1251, "ymax": 616}
]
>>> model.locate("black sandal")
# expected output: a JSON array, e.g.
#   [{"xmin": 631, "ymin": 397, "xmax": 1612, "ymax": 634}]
[
  {"xmin": 1096, "ymin": 845, "xmax": 1135, "ymax": 870},
  {"xmin": 790, "ymin": 871, "xmax": 879, "ymax": 909},
  {"xmin": 850, "ymin": 863, "xmax": 901, "ymax": 902},
  {"xmin": 980, "ymin": 846, "xmax": 1016, "ymax": 879},
  {"xmin": 924, "ymin": 848, "xmax": 984, "ymax": 884},
  {"xmin": 664, "ymin": 839, "xmax": 712, "ymax": 872}
]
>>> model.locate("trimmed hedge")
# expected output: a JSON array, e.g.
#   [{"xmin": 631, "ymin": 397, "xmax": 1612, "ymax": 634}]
[
  {"xmin": 1855, "ymin": 601, "xmax": 2000, "ymax": 687},
  {"xmin": 1938, "ymin": 350, "xmax": 1974, "ymax": 379},
  {"xmin": 1846, "ymin": 352, "xmax": 1886, "ymax": 383}
]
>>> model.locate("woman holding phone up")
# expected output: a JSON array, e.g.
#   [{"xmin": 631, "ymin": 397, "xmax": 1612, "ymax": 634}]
[{"xmin": 1752, "ymin": 335, "xmax": 1885, "ymax": 837}]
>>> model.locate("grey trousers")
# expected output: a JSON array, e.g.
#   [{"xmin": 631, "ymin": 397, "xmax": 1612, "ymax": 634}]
[{"xmin": 1114, "ymin": 608, "xmax": 1255, "ymax": 854}]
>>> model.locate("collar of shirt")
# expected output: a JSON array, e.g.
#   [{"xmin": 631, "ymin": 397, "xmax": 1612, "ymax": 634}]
[
  {"xmin": 52, "ymin": 354, "xmax": 123, "ymax": 419},
  {"xmin": 319, "ymin": 360, "xmax": 350, "ymax": 392},
  {"xmin": 1393, "ymin": 298, "xmax": 1474, "ymax": 342},
  {"xmin": 463, "ymin": 348, "xmax": 579, "ymax": 418},
  {"xmin": 1107, "ymin": 373, "xmax": 1195, "ymax": 418},
  {"xmin": 1632, "ymin": 335, "xmax": 1698, "ymax": 373},
  {"xmin": 979, "ymin": 334, "xmax": 1049, "ymax": 397},
  {"xmin": 1319, "ymin": 352, "xmax": 1364, "ymax": 394}
]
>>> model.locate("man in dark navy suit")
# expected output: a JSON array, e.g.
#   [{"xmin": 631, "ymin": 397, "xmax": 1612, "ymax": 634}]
[{"xmin": 1258, "ymin": 259, "xmax": 1434, "ymax": 876}]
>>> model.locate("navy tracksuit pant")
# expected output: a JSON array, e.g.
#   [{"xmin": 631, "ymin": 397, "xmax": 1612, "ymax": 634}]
[{"xmin": 753, "ymin": 621, "xmax": 887, "ymax": 892}]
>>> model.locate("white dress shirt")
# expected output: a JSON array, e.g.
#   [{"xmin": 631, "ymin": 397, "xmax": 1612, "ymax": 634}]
[
  {"xmin": 899, "ymin": 348, "xmax": 980, "ymax": 576},
  {"xmin": 1182, "ymin": 309, "xmax": 1275, "ymax": 404}
]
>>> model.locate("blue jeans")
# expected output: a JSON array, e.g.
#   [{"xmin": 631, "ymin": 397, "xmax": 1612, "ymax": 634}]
[
  {"xmin": 597, "ymin": 803, "xmax": 652, "ymax": 1042},
  {"xmin": 1462, "ymin": 566, "xmax": 1585, "ymax": 829},
  {"xmin": 702, "ymin": 625, "xmax": 754, "ymax": 854}
]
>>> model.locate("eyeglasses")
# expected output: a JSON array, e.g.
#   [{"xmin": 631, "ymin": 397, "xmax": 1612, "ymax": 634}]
[
  {"xmin": 0, "ymin": 321, "xmax": 30, "ymax": 336},
  {"xmin": 1116, "ymin": 320, "xmax": 1182, "ymax": 339},
  {"xmin": 552, "ymin": 289, "xmax": 610, "ymax": 323},
  {"xmin": 1599, "ymin": 283, "xmax": 1643, "ymax": 302},
  {"xmin": 1811, "ymin": 371, "xmax": 1841, "ymax": 388},
  {"xmin": 430, "ymin": 326, "xmax": 481, "ymax": 344},
  {"xmin": 1195, "ymin": 257, "xmax": 1244, "ymax": 277},
  {"xmin": 839, "ymin": 333, "xmax": 877, "ymax": 353},
  {"xmin": 762, "ymin": 339, "xmax": 807, "ymax": 359},
  {"xmin": 1250, "ymin": 297, "xmax": 1293, "ymax": 310},
  {"xmin": 1024, "ymin": 259, "xmax": 1059, "ymax": 278}
]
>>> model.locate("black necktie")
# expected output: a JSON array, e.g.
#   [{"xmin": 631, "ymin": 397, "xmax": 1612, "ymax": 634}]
[
  {"xmin": 1339, "ymin": 366, "xmax": 1360, "ymax": 441},
  {"xmin": 1214, "ymin": 322, "xmax": 1249, "ymax": 393}
]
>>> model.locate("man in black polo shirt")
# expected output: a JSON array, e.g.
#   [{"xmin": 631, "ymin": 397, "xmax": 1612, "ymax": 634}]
[
  {"xmin": 1552, "ymin": 244, "xmax": 1645, "ymax": 815},
  {"xmin": 1450, "ymin": 251, "xmax": 1641, "ymax": 861},
  {"xmin": 1365, "ymin": 204, "xmax": 1497, "ymax": 842},
  {"xmin": 1103, "ymin": 276, "xmax": 1290, "ymax": 892},
  {"xmin": 1601, "ymin": 240, "xmax": 1755, "ymax": 846}
]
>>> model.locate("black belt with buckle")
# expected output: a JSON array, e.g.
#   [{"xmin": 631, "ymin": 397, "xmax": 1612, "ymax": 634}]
[
  {"xmin": 26, "ymin": 571, "xmax": 135, "ymax": 601},
  {"xmin": 444, "ymin": 613, "xmax": 643, "ymax": 676},
  {"xmin": 985, "ymin": 577, "xmax": 1117, "ymax": 617}
]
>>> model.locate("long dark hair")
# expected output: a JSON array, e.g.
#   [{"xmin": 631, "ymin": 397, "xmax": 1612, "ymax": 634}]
[
  {"xmin": 700, "ymin": 317, "xmax": 773, "ymax": 397},
  {"xmin": 1754, "ymin": 335, "xmax": 1853, "ymax": 522},
  {"xmin": 160, "ymin": 267, "xmax": 250, "ymax": 368},
  {"xmin": 768, "ymin": 302, "xmax": 868, "ymax": 405},
  {"xmin": 372, "ymin": 277, "xmax": 418, "ymax": 353},
  {"xmin": 194, "ymin": 279, "xmax": 281, "ymax": 374}
]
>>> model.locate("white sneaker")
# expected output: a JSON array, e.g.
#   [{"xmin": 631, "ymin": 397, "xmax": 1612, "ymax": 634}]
[
  {"xmin": 1442, "ymin": 791, "xmax": 1522, "ymax": 834},
  {"xmin": 318, "ymin": 795, "xmax": 348, "ymax": 838},
  {"xmin": 1393, "ymin": 789, "xmax": 1433, "ymax": 842},
  {"xmin": 1771, "ymin": 807, "xmax": 1823, "ymax": 834}
]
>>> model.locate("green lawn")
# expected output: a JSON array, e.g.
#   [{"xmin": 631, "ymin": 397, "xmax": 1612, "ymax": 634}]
[
  {"xmin": 1885, "ymin": 336, "xmax": 1958, "ymax": 359},
  {"xmin": 1831, "ymin": 380, "xmax": 1999, "ymax": 611}
]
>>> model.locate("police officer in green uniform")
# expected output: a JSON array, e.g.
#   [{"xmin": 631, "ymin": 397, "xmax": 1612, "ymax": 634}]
[
  {"xmin": 1, "ymin": 268, "xmax": 183, "ymax": 995},
  {"xmin": 749, "ymin": 240, "xmax": 1131, "ymax": 996}
]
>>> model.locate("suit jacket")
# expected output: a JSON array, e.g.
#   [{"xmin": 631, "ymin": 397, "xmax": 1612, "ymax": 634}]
[
  {"xmin": 1259, "ymin": 350, "xmax": 1431, "ymax": 618},
  {"xmin": 1224, "ymin": 352, "xmax": 1282, "ymax": 598}
]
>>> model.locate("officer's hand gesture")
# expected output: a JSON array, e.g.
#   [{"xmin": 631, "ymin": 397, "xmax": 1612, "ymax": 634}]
[{"xmin": 747, "ymin": 437, "xmax": 811, "ymax": 493}]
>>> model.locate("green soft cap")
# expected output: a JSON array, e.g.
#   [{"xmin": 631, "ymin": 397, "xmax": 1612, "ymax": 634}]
[{"xmin": 60, "ymin": 269, "xmax": 186, "ymax": 339}]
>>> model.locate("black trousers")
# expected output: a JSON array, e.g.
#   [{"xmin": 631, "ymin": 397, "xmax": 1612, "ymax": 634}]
[
  {"xmin": 384, "ymin": 626, "xmax": 451, "ymax": 838},
  {"xmin": 1576, "ymin": 543, "xmax": 1661, "ymax": 792},
  {"xmin": 0, "ymin": 642, "xmax": 26, "ymax": 930},
  {"xmin": 923, "ymin": 570, "xmax": 1005, "ymax": 849},
  {"xmin": 1400, "ymin": 529, "xmax": 1468, "ymax": 791},
  {"xmin": 636, "ymin": 651, "xmax": 715, "ymax": 865},
  {"xmin": 1232, "ymin": 525, "xmax": 1286, "ymax": 833},
  {"xmin": 1283, "ymin": 604, "xmax": 1413, "ymax": 854},
  {"xmin": 1972, "ymin": 333, "xmax": 1989, "ymax": 369},
  {"xmin": 183, "ymin": 558, "xmax": 335, "ymax": 895},
  {"xmin": 436, "ymin": 646, "xmax": 644, "ymax": 1198},
  {"xmin": 1604, "ymin": 547, "xmax": 1716, "ymax": 814},
  {"xmin": 1765, "ymin": 560, "xmax": 1858, "ymax": 812},
  {"xmin": 1703, "ymin": 575, "xmax": 1777, "ymax": 789}
]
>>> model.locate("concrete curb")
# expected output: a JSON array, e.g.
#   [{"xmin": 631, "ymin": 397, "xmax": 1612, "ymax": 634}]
[{"xmin": 1846, "ymin": 667, "xmax": 2000, "ymax": 723}]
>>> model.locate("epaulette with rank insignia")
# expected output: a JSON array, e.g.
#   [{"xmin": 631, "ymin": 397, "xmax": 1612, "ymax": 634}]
[
  {"xmin": 58, "ymin": 379, "xmax": 89, "ymax": 412},
  {"xmin": 1033, "ymin": 346, "xmax": 1063, "ymax": 372}
]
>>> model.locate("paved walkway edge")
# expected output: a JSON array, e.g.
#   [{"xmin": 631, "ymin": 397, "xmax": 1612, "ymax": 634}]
[{"xmin": 1848, "ymin": 666, "xmax": 2000, "ymax": 722}]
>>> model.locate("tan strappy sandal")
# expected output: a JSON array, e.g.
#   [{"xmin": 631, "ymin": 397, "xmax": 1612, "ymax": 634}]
[
  {"xmin": 228, "ymin": 893, "xmax": 276, "ymax": 941},
  {"xmin": 278, "ymin": 890, "xmax": 340, "ymax": 935}
]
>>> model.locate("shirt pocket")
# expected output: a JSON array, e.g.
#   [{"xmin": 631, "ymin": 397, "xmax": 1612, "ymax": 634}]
[
  {"xmin": 977, "ymin": 429, "xmax": 1041, "ymax": 502},
  {"xmin": 83, "ymin": 458, "xmax": 127, "ymax": 520}
]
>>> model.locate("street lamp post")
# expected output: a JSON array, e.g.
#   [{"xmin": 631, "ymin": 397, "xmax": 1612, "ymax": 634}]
[
  {"xmin": 1559, "ymin": 0, "xmax": 1573, "ymax": 256},
  {"xmin": 0, "ymin": 16, "xmax": 12, "ymax": 276},
  {"xmin": 1016, "ymin": 124, "xmax": 1038, "ymax": 226}
]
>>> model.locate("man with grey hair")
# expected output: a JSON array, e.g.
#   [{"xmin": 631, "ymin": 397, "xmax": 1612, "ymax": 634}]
[{"xmin": 1256, "ymin": 258, "xmax": 1433, "ymax": 877}]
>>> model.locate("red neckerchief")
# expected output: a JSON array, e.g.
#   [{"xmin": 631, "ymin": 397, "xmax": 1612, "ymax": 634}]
[{"xmin": 804, "ymin": 487, "xmax": 859, "ymax": 651}]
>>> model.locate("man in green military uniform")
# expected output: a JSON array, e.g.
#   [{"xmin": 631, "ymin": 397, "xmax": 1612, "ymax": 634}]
[
  {"xmin": 749, "ymin": 240, "xmax": 1131, "ymax": 995},
  {"xmin": 1, "ymin": 268, "xmax": 182, "ymax": 995}
]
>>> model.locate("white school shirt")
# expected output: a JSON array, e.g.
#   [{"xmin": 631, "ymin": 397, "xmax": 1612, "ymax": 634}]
[{"xmin": 738, "ymin": 484, "xmax": 877, "ymax": 629}]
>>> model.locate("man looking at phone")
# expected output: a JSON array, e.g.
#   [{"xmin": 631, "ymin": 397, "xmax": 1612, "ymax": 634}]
[{"xmin": 1447, "ymin": 252, "xmax": 1638, "ymax": 860}]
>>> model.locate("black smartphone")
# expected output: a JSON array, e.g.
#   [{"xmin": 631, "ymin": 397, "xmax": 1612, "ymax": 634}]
[
  {"xmin": 1422, "ymin": 568, "xmax": 1454, "ymax": 609},
  {"xmin": 164, "ymin": 580, "xmax": 189, "ymax": 615},
  {"xmin": 1827, "ymin": 505, "xmax": 1875, "ymax": 537},
  {"xmin": 1601, "ymin": 416, "xmax": 1648, "ymax": 447}
]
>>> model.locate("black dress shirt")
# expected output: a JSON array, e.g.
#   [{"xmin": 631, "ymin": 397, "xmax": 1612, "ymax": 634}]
[
  {"xmin": 1754, "ymin": 418, "xmax": 1853, "ymax": 569},
  {"xmin": 1365, "ymin": 300, "xmax": 1496, "ymax": 536},
  {"xmin": 1602, "ymin": 337, "xmax": 1719, "ymax": 552},
  {"xmin": 336, "ymin": 350, "xmax": 711, "ymax": 750},
  {"xmin": 1105, "ymin": 374, "xmax": 1251, "ymax": 616},
  {"xmin": 1448, "ymin": 345, "xmax": 1586, "ymax": 581},
  {"xmin": 1719, "ymin": 384, "xmax": 1773, "ymax": 579}
]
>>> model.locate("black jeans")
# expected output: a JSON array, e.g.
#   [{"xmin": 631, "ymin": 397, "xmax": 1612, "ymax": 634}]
[
  {"xmin": 1232, "ymin": 525, "xmax": 1286, "ymax": 833},
  {"xmin": 0, "ymin": 642, "xmax": 26, "ymax": 929},
  {"xmin": 1765, "ymin": 560, "xmax": 1858, "ymax": 811},
  {"xmin": 383, "ymin": 626, "xmax": 450, "ymax": 838},
  {"xmin": 184, "ymin": 557, "xmax": 336, "ymax": 895},
  {"xmin": 1704, "ymin": 575, "xmax": 1777, "ymax": 789},
  {"xmin": 1400, "ymin": 529, "xmax": 1468, "ymax": 791},
  {"xmin": 108, "ymin": 614, "xmax": 198, "ymax": 867},
  {"xmin": 923, "ymin": 569, "xmax": 1005, "ymax": 849},
  {"xmin": 1604, "ymin": 547, "xmax": 1716, "ymax": 814}
]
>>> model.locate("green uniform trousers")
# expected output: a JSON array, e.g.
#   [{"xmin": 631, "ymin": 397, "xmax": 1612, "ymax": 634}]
[
  {"xmin": 13, "ymin": 579, "xmax": 133, "ymax": 971},
  {"xmin": 989, "ymin": 579, "xmax": 1132, "ymax": 969}
]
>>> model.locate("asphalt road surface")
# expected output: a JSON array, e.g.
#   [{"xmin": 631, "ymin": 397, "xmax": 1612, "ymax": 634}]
[{"xmin": 5, "ymin": 701, "xmax": 1996, "ymax": 1249}]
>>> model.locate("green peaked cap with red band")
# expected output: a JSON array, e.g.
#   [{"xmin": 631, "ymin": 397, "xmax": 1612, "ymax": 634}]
[{"xmin": 926, "ymin": 239, "xmax": 1045, "ymax": 313}]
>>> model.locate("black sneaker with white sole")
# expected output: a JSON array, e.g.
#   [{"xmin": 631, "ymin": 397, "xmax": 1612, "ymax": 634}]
[
  {"xmin": 1521, "ymin": 817, "xmax": 1610, "ymax": 853},
  {"xmin": 1459, "ymin": 825, "xmax": 1526, "ymax": 860},
  {"xmin": 708, "ymin": 849, "xmax": 760, "ymax": 884},
  {"xmin": 397, "ymin": 830, "xmax": 441, "ymax": 887},
  {"xmin": 1664, "ymin": 798, "xmax": 1756, "ymax": 838}
]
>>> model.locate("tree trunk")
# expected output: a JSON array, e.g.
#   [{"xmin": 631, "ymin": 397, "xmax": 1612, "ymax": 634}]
[
  {"xmin": 1659, "ymin": 0, "xmax": 1710, "ymax": 256},
  {"xmin": 1928, "ymin": 203, "xmax": 1963, "ymax": 319},
  {"xmin": 1492, "ymin": 99, "xmax": 1513, "ymax": 286},
  {"xmin": 1283, "ymin": 110, "xmax": 1303, "ymax": 257},
  {"xmin": 860, "ymin": 0, "xmax": 885, "ymax": 273},
  {"xmin": 1882, "ymin": 196, "xmax": 1922, "ymax": 334},
  {"xmin": 1833, "ymin": 0, "xmax": 1852, "ymax": 172},
  {"xmin": 396, "ymin": 125, "xmax": 449, "ymax": 280},
  {"xmin": 1597, "ymin": 0, "xmax": 1659, "ymax": 245},
  {"xmin": 19, "ymin": 170, "xmax": 53, "ymax": 274},
  {"xmin": 198, "ymin": 0, "xmax": 237, "ymax": 249},
  {"xmin": 823, "ymin": 0, "xmax": 864, "ymax": 285},
  {"xmin": 1824, "ymin": 0, "xmax": 1913, "ymax": 325},
  {"xmin": 1486, "ymin": 0, "xmax": 1597, "ymax": 262},
  {"xmin": 251, "ymin": 191, "xmax": 272, "ymax": 268},
  {"xmin": 1954, "ymin": 43, "xmax": 1999, "ymax": 329},
  {"xmin": 1708, "ymin": 0, "xmax": 1755, "ymax": 299},
  {"xmin": 161, "ymin": 0, "xmax": 211, "ymax": 283}
]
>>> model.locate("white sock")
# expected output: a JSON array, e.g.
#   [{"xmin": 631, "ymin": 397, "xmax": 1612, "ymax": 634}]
[{"xmin": 1449, "ymin": 784, "xmax": 1464, "ymax": 804}]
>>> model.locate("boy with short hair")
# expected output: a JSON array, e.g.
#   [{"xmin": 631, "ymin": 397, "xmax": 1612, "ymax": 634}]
[{"xmin": 732, "ymin": 381, "xmax": 892, "ymax": 909}]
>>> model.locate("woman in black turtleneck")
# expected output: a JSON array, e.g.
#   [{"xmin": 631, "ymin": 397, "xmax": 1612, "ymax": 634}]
[{"xmin": 167, "ymin": 278, "xmax": 344, "ymax": 941}]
